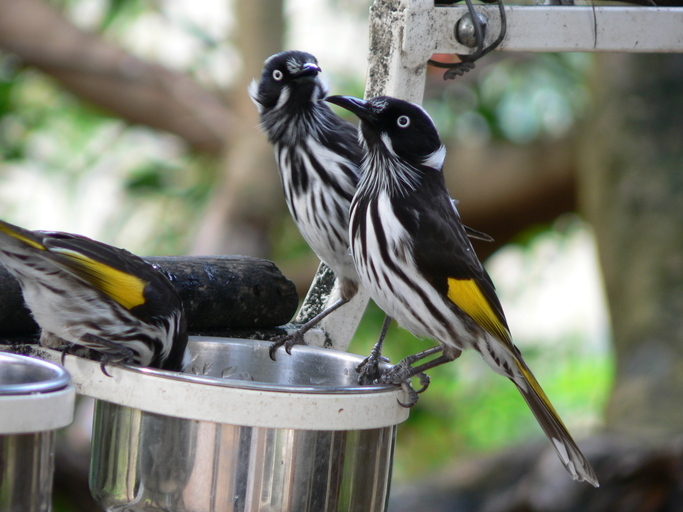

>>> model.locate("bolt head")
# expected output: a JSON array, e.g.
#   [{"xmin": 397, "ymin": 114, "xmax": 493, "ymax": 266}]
[{"xmin": 456, "ymin": 12, "xmax": 488, "ymax": 48}]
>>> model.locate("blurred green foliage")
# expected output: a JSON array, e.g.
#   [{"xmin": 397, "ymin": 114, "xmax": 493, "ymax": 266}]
[
  {"xmin": 0, "ymin": 53, "xmax": 216, "ymax": 255},
  {"xmin": 426, "ymin": 52, "xmax": 591, "ymax": 145}
]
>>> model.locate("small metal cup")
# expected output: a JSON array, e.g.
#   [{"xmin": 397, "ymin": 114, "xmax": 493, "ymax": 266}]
[
  {"xmin": 0, "ymin": 352, "xmax": 75, "ymax": 512},
  {"xmin": 89, "ymin": 337, "xmax": 409, "ymax": 512}
]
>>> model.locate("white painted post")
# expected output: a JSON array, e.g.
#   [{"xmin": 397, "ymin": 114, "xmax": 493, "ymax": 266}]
[{"xmin": 365, "ymin": 0, "xmax": 432, "ymax": 103}]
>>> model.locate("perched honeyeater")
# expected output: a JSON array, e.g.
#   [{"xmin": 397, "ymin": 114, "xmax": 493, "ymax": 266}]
[
  {"xmin": 249, "ymin": 51, "xmax": 490, "ymax": 367},
  {"xmin": 0, "ymin": 219, "xmax": 190, "ymax": 372},
  {"xmin": 326, "ymin": 94, "xmax": 599, "ymax": 487},
  {"xmin": 249, "ymin": 50, "xmax": 364, "ymax": 358}
]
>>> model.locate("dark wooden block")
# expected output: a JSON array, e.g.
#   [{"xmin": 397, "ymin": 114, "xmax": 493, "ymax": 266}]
[
  {"xmin": 146, "ymin": 256, "xmax": 298, "ymax": 330},
  {"xmin": 0, "ymin": 255, "xmax": 299, "ymax": 335}
]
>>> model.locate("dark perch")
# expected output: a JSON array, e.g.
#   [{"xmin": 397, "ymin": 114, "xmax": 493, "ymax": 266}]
[{"xmin": 0, "ymin": 255, "xmax": 299, "ymax": 336}]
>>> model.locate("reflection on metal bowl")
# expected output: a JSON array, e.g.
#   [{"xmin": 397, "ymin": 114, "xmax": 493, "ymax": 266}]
[
  {"xmin": 89, "ymin": 337, "xmax": 409, "ymax": 512},
  {"xmin": 0, "ymin": 352, "xmax": 75, "ymax": 512}
]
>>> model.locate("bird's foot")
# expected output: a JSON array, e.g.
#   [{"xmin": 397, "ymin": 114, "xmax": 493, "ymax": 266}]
[
  {"xmin": 59, "ymin": 343, "xmax": 78, "ymax": 366},
  {"xmin": 269, "ymin": 297, "xmax": 353, "ymax": 361},
  {"xmin": 356, "ymin": 346, "xmax": 390, "ymax": 385},
  {"xmin": 75, "ymin": 333, "xmax": 136, "ymax": 377},
  {"xmin": 377, "ymin": 349, "xmax": 441, "ymax": 407},
  {"xmin": 57, "ymin": 342, "xmax": 93, "ymax": 366},
  {"xmin": 356, "ymin": 315, "xmax": 393, "ymax": 385},
  {"xmin": 443, "ymin": 61, "xmax": 477, "ymax": 79},
  {"xmin": 269, "ymin": 329, "xmax": 308, "ymax": 361},
  {"xmin": 380, "ymin": 368, "xmax": 431, "ymax": 407},
  {"xmin": 97, "ymin": 348, "xmax": 136, "ymax": 377}
]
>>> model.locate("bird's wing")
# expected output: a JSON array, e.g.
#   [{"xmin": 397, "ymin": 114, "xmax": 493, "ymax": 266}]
[
  {"xmin": 0, "ymin": 219, "xmax": 47, "ymax": 250},
  {"xmin": 0, "ymin": 219, "xmax": 149, "ymax": 312},
  {"xmin": 449, "ymin": 199, "xmax": 494, "ymax": 242},
  {"xmin": 45, "ymin": 234, "xmax": 182, "ymax": 323},
  {"xmin": 407, "ymin": 188, "xmax": 512, "ymax": 346},
  {"xmin": 43, "ymin": 233, "xmax": 182, "ymax": 323},
  {"xmin": 463, "ymin": 225, "xmax": 494, "ymax": 242},
  {"xmin": 41, "ymin": 233, "xmax": 150, "ymax": 311}
]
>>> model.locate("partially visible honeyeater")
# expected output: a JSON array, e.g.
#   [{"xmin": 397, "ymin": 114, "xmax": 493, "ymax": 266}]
[
  {"xmin": 326, "ymin": 94, "xmax": 599, "ymax": 487},
  {"xmin": 0, "ymin": 219, "xmax": 190, "ymax": 372}
]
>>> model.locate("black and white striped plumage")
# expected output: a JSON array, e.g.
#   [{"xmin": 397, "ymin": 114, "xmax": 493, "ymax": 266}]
[
  {"xmin": 250, "ymin": 51, "xmax": 363, "ymax": 354},
  {"xmin": 0, "ymin": 219, "xmax": 189, "ymax": 371},
  {"xmin": 327, "ymin": 95, "xmax": 598, "ymax": 487}
]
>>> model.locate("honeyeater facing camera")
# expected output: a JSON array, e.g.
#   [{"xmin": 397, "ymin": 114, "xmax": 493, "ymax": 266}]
[
  {"xmin": 0, "ymin": 219, "xmax": 190, "ymax": 373},
  {"xmin": 326, "ymin": 94, "xmax": 599, "ymax": 487},
  {"xmin": 250, "ymin": 50, "xmax": 365, "ymax": 358}
]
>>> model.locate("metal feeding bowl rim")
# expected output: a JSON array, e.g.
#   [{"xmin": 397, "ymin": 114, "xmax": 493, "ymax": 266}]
[
  {"xmin": 127, "ymin": 365, "xmax": 392, "ymax": 394},
  {"xmin": 124, "ymin": 337, "xmax": 394, "ymax": 395},
  {"xmin": 32, "ymin": 337, "xmax": 411, "ymax": 429},
  {"xmin": 0, "ymin": 352, "xmax": 71, "ymax": 395}
]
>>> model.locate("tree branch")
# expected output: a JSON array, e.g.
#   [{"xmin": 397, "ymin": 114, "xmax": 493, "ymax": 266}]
[{"xmin": 0, "ymin": 0, "xmax": 233, "ymax": 152}]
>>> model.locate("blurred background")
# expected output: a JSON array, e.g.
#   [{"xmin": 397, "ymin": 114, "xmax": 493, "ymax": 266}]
[{"xmin": 0, "ymin": 0, "xmax": 681, "ymax": 510}]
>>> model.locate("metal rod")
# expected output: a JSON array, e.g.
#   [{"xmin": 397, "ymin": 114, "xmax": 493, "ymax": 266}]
[{"xmin": 427, "ymin": 6, "xmax": 683, "ymax": 54}]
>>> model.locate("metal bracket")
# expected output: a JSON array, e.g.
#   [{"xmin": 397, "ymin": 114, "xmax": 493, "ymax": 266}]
[
  {"xmin": 366, "ymin": 1, "xmax": 683, "ymax": 102},
  {"xmin": 431, "ymin": 5, "xmax": 683, "ymax": 53}
]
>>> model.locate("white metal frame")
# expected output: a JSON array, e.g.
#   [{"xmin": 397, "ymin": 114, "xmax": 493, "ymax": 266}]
[{"xmin": 299, "ymin": 0, "xmax": 683, "ymax": 351}]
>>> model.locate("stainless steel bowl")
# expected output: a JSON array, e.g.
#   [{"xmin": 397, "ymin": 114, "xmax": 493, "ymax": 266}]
[
  {"xmin": 0, "ymin": 353, "xmax": 75, "ymax": 512},
  {"xmin": 89, "ymin": 337, "xmax": 409, "ymax": 512},
  {"xmin": 0, "ymin": 351, "xmax": 70, "ymax": 394}
]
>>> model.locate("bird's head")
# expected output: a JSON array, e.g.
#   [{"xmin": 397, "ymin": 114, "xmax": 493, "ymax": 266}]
[
  {"xmin": 249, "ymin": 51, "xmax": 324, "ymax": 114},
  {"xmin": 326, "ymin": 95, "xmax": 445, "ymax": 170}
]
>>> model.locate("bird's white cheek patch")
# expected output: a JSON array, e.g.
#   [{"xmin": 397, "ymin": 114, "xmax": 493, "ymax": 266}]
[
  {"xmin": 274, "ymin": 86, "xmax": 291, "ymax": 111},
  {"xmin": 380, "ymin": 133, "xmax": 397, "ymax": 157},
  {"xmin": 422, "ymin": 145, "xmax": 446, "ymax": 170},
  {"xmin": 247, "ymin": 80, "xmax": 263, "ymax": 112}
]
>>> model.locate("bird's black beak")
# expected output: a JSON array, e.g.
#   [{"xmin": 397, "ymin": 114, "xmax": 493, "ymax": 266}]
[
  {"xmin": 293, "ymin": 62, "xmax": 321, "ymax": 80},
  {"xmin": 326, "ymin": 96, "xmax": 376, "ymax": 123}
]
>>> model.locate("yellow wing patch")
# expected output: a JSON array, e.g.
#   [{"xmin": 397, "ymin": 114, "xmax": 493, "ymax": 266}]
[
  {"xmin": 52, "ymin": 248, "xmax": 147, "ymax": 310},
  {"xmin": 0, "ymin": 223, "xmax": 46, "ymax": 251},
  {"xmin": 447, "ymin": 277, "xmax": 511, "ymax": 344}
]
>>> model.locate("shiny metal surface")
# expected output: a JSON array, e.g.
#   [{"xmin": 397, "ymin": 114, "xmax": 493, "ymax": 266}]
[
  {"xmin": 126, "ymin": 337, "xmax": 394, "ymax": 394},
  {"xmin": 57, "ymin": 337, "xmax": 408, "ymax": 429},
  {"xmin": 0, "ymin": 352, "xmax": 70, "ymax": 395},
  {"xmin": 90, "ymin": 338, "xmax": 402, "ymax": 512},
  {"xmin": 455, "ymin": 11, "xmax": 488, "ymax": 48},
  {"xmin": 0, "ymin": 354, "xmax": 71, "ymax": 512},
  {"xmin": 0, "ymin": 431, "xmax": 55, "ymax": 512}
]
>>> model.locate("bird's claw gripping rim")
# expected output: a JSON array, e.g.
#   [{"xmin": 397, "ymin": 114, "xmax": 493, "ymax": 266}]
[
  {"xmin": 268, "ymin": 330, "xmax": 308, "ymax": 361},
  {"xmin": 98, "ymin": 350, "xmax": 136, "ymax": 377},
  {"xmin": 355, "ymin": 347, "xmax": 391, "ymax": 386},
  {"xmin": 378, "ymin": 360, "xmax": 432, "ymax": 407},
  {"xmin": 58, "ymin": 342, "xmax": 135, "ymax": 377}
]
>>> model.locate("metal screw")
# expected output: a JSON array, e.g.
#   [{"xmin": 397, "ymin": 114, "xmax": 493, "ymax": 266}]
[{"xmin": 455, "ymin": 11, "xmax": 488, "ymax": 48}]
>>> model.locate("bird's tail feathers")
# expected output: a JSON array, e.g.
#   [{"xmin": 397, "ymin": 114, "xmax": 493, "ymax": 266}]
[{"xmin": 512, "ymin": 359, "xmax": 599, "ymax": 487}]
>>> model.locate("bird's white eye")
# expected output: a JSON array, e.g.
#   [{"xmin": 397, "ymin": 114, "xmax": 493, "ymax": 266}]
[
  {"xmin": 272, "ymin": 69, "xmax": 284, "ymax": 81},
  {"xmin": 397, "ymin": 115, "xmax": 410, "ymax": 128}
]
